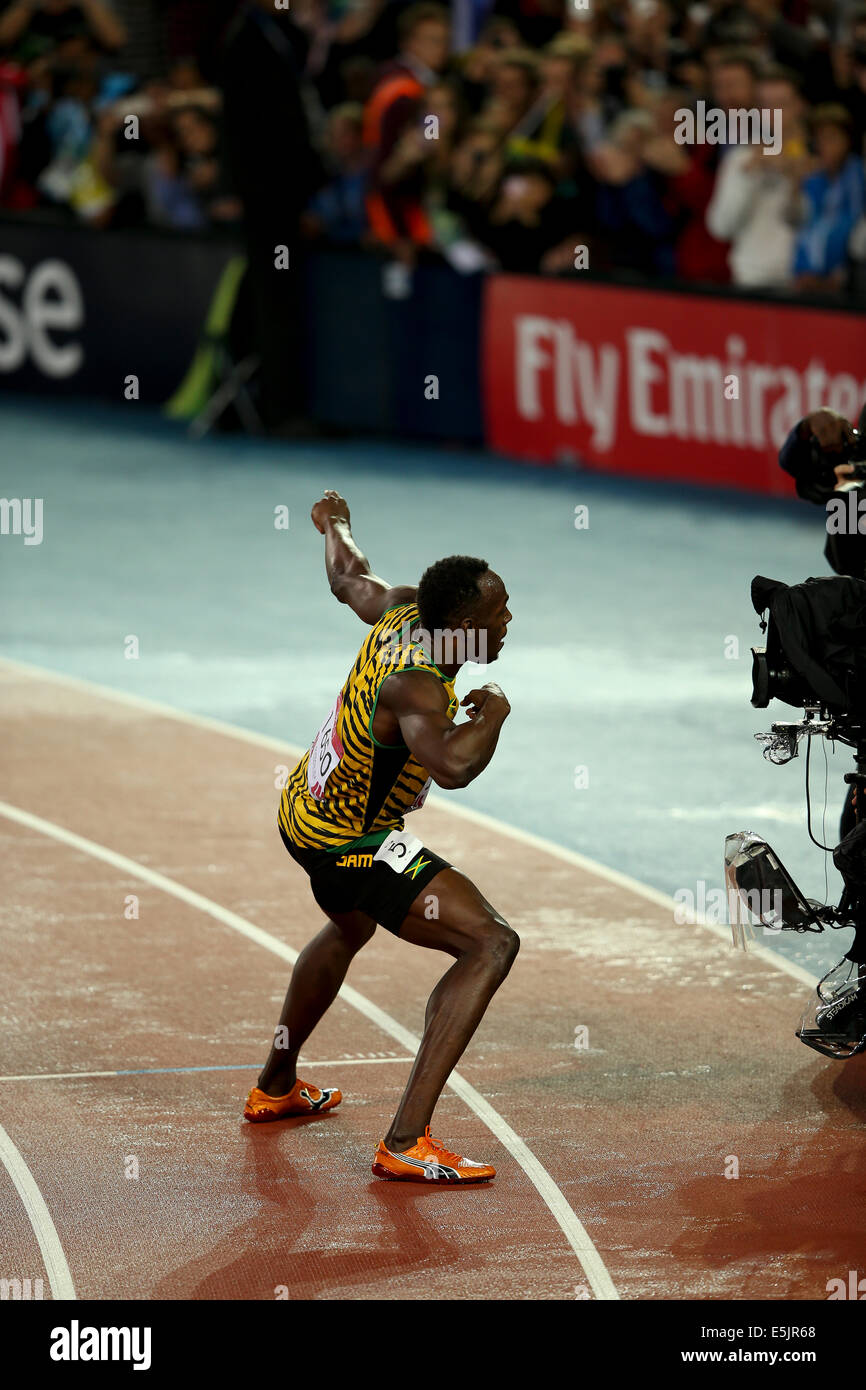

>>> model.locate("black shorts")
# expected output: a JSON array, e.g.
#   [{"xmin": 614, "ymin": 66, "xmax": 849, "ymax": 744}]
[{"xmin": 279, "ymin": 824, "xmax": 450, "ymax": 936}]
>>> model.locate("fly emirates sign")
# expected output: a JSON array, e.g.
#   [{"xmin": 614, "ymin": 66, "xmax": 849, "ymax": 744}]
[{"xmin": 483, "ymin": 277, "xmax": 866, "ymax": 494}]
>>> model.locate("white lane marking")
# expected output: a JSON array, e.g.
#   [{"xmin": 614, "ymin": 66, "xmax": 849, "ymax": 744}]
[
  {"xmin": 0, "ymin": 1058, "xmax": 415, "ymax": 1083},
  {"xmin": 0, "ymin": 1121, "xmax": 76, "ymax": 1300},
  {"xmin": 0, "ymin": 656, "xmax": 819, "ymax": 987},
  {"xmin": 0, "ymin": 799, "xmax": 619, "ymax": 1301}
]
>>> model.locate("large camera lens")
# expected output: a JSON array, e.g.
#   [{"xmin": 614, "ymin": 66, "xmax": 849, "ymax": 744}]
[{"xmin": 751, "ymin": 647, "xmax": 769, "ymax": 707}]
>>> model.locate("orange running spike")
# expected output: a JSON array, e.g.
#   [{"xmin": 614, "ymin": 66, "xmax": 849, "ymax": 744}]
[
  {"xmin": 243, "ymin": 1078, "xmax": 341, "ymax": 1123},
  {"xmin": 371, "ymin": 1126, "xmax": 495, "ymax": 1183}
]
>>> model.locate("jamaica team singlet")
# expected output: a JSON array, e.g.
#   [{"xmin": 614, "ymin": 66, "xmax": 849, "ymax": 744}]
[{"xmin": 279, "ymin": 603, "xmax": 459, "ymax": 852}]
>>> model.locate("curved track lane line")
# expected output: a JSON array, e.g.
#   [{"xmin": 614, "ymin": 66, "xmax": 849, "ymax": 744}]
[
  {"xmin": 0, "ymin": 657, "xmax": 818, "ymax": 988},
  {"xmin": 0, "ymin": 798, "xmax": 620, "ymax": 1302},
  {"xmin": 0, "ymin": 1120, "xmax": 76, "ymax": 1300}
]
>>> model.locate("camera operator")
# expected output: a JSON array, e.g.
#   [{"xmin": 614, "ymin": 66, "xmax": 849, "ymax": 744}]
[
  {"xmin": 779, "ymin": 403, "xmax": 866, "ymax": 592},
  {"xmin": 779, "ymin": 405, "xmax": 863, "ymax": 520}
]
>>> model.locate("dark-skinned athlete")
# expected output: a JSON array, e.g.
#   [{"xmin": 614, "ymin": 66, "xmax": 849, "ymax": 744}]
[{"xmin": 243, "ymin": 490, "xmax": 515, "ymax": 1183}]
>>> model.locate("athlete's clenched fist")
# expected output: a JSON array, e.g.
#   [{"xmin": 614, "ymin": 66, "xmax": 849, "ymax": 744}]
[
  {"xmin": 461, "ymin": 684, "xmax": 510, "ymax": 721},
  {"xmin": 311, "ymin": 490, "xmax": 351, "ymax": 534}
]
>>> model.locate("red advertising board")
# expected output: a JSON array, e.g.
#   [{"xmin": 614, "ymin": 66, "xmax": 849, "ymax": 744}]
[{"xmin": 482, "ymin": 275, "xmax": 866, "ymax": 494}]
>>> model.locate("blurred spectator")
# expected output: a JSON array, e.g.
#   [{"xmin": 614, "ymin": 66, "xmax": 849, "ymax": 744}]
[
  {"xmin": 664, "ymin": 48, "xmax": 765, "ymax": 283},
  {"xmin": 170, "ymin": 104, "xmax": 239, "ymax": 226},
  {"xmin": 422, "ymin": 76, "xmax": 466, "ymax": 220},
  {"xmin": 303, "ymin": 100, "xmax": 368, "ymax": 244},
  {"xmin": 621, "ymin": 0, "xmax": 675, "ymax": 87},
  {"xmin": 709, "ymin": 45, "xmax": 761, "ymax": 147},
  {"xmin": 0, "ymin": 0, "xmax": 126, "ymax": 60},
  {"xmin": 89, "ymin": 91, "xmax": 238, "ymax": 230},
  {"xmin": 561, "ymin": 38, "xmax": 621, "ymax": 160},
  {"xmin": 0, "ymin": 0, "xmax": 864, "ymax": 304},
  {"xmin": 507, "ymin": 32, "xmax": 592, "ymax": 168},
  {"xmin": 468, "ymin": 152, "xmax": 584, "ymax": 272},
  {"xmin": 290, "ymin": 0, "xmax": 388, "ymax": 111},
  {"xmin": 492, "ymin": 0, "xmax": 563, "ymax": 49},
  {"xmin": 442, "ymin": 114, "xmax": 503, "ymax": 266},
  {"xmin": 593, "ymin": 108, "xmax": 676, "ymax": 276},
  {"xmin": 484, "ymin": 47, "xmax": 539, "ymax": 145},
  {"xmin": 792, "ymin": 103, "xmax": 866, "ymax": 291},
  {"xmin": 339, "ymin": 53, "xmax": 378, "ymax": 106},
  {"xmin": 706, "ymin": 66, "xmax": 808, "ymax": 287},
  {"xmin": 448, "ymin": 115, "xmax": 504, "ymax": 209},
  {"xmin": 362, "ymin": 0, "xmax": 450, "ymax": 249},
  {"xmin": 0, "ymin": 57, "xmax": 25, "ymax": 199},
  {"xmin": 35, "ymin": 58, "xmax": 98, "ymax": 208},
  {"xmin": 459, "ymin": 16, "xmax": 522, "ymax": 114},
  {"xmin": 834, "ymin": 3, "xmax": 866, "ymax": 155},
  {"xmin": 452, "ymin": 0, "xmax": 499, "ymax": 53}
]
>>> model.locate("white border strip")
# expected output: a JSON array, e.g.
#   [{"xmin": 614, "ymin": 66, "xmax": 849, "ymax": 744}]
[
  {"xmin": 0, "ymin": 798, "xmax": 619, "ymax": 1301},
  {"xmin": 0, "ymin": 655, "xmax": 819, "ymax": 988},
  {"xmin": 0, "ymin": 1121, "xmax": 76, "ymax": 1299}
]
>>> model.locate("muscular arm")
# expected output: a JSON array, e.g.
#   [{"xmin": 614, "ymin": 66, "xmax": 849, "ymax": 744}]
[
  {"xmin": 311, "ymin": 490, "xmax": 416, "ymax": 625},
  {"xmin": 379, "ymin": 671, "xmax": 509, "ymax": 791}
]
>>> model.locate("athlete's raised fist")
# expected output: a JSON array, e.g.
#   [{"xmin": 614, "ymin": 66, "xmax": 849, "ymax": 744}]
[
  {"xmin": 461, "ymin": 684, "xmax": 510, "ymax": 720},
  {"xmin": 311, "ymin": 491, "xmax": 351, "ymax": 534}
]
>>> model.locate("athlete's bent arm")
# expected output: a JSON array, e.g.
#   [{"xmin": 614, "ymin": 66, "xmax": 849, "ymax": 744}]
[
  {"xmin": 381, "ymin": 671, "xmax": 510, "ymax": 791},
  {"xmin": 311, "ymin": 490, "xmax": 416, "ymax": 624}
]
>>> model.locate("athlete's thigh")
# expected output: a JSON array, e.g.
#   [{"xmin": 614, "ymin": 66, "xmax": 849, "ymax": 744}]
[
  {"xmin": 323, "ymin": 907, "xmax": 377, "ymax": 951},
  {"xmin": 397, "ymin": 867, "xmax": 508, "ymax": 956}
]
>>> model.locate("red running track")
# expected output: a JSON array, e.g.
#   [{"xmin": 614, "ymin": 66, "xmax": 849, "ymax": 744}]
[{"xmin": 1, "ymin": 660, "xmax": 864, "ymax": 1301}]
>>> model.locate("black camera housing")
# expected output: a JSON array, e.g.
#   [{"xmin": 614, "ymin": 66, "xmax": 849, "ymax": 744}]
[{"xmin": 749, "ymin": 575, "xmax": 866, "ymax": 719}]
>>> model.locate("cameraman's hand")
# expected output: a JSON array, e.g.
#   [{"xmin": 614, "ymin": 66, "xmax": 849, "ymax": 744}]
[
  {"xmin": 835, "ymin": 462, "xmax": 858, "ymax": 490},
  {"xmin": 807, "ymin": 407, "xmax": 856, "ymax": 453}
]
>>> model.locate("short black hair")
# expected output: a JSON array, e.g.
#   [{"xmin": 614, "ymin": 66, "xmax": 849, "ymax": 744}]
[{"xmin": 417, "ymin": 556, "xmax": 489, "ymax": 632}]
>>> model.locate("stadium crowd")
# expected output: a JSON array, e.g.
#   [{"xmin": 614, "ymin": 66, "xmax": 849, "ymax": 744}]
[{"xmin": 2, "ymin": 0, "xmax": 866, "ymax": 297}]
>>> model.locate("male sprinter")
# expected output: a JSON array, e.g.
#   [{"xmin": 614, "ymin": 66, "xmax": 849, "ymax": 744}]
[{"xmin": 244, "ymin": 490, "xmax": 515, "ymax": 1183}]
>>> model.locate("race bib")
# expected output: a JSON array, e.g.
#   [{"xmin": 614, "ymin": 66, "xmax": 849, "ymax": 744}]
[
  {"xmin": 374, "ymin": 829, "xmax": 424, "ymax": 874},
  {"xmin": 307, "ymin": 691, "xmax": 345, "ymax": 800},
  {"xmin": 408, "ymin": 777, "xmax": 432, "ymax": 813}
]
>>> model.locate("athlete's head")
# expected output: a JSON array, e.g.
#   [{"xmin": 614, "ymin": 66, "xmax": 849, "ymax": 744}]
[{"xmin": 417, "ymin": 556, "xmax": 511, "ymax": 666}]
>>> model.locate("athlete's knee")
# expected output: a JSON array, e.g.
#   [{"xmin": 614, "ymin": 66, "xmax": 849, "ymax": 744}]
[
  {"xmin": 493, "ymin": 920, "xmax": 520, "ymax": 972},
  {"xmin": 470, "ymin": 915, "xmax": 520, "ymax": 975}
]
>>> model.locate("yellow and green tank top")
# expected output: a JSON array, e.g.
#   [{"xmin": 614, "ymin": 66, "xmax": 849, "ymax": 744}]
[{"xmin": 279, "ymin": 602, "xmax": 458, "ymax": 851}]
